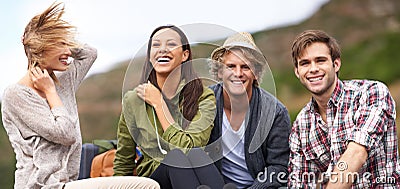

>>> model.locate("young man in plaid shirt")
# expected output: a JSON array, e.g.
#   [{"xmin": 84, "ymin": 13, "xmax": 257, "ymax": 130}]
[{"xmin": 288, "ymin": 30, "xmax": 400, "ymax": 188}]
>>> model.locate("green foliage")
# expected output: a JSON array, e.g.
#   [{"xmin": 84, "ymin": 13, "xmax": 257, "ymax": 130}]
[
  {"xmin": 0, "ymin": 160, "xmax": 15, "ymax": 188},
  {"xmin": 341, "ymin": 31, "xmax": 400, "ymax": 83},
  {"xmin": 0, "ymin": 104, "xmax": 16, "ymax": 188},
  {"xmin": 272, "ymin": 70, "xmax": 305, "ymax": 93}
]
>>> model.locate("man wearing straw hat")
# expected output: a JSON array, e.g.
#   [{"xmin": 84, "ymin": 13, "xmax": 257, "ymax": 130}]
[{"xmin": 206, "ymin": 32, "xmax": 291, "ymax": 188}]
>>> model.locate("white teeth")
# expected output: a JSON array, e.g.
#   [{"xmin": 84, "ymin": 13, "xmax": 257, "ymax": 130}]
[
  {"xmin": 309, "ymin": 77, "xmax": 323, "ymax": 82},
  {"xmin": 157, "ymin": 57, "xmax": 170, "ymax": 63},
  {"xmin": 60, "ymin": 57, "xmax": 73, "ymax": 65},
  {"xmin": 67, "ymin": 57, "xmax": 74, "ymax": 64},
  {"xmin": 232, "ymin": 81, "xmax": 243, "ymax": 84}
]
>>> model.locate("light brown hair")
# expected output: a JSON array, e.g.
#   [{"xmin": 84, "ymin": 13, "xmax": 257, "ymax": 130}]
[{"xmin": 22, "ymin": 2, "xmax": 77, "ymax": 83}]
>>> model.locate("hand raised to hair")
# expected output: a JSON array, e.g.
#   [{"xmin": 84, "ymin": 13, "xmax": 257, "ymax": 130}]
[
  {"xmin": 29, "ymin": 67, "xmax": 57, "ymax": 96},
  {"xmin": 136, "ymin": 81, "xmax": 163, "ymax": 108}
]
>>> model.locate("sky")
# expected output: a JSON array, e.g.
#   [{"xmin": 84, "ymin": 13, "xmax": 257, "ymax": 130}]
[{"xmin": 0, "ymin": 0, "xmax": 329, "ymax": 100}]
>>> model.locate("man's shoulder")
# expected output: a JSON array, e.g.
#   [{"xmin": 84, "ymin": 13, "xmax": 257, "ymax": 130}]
[
  {"xmin": 293, "ymin": 99, "xmax": 314, "ymax": 123},
  {"xmin": 295, "ymin": 104, "xmax": 311, "ymax": 117},
  {"xmin": 257, "ymin": 87, "xmax": 287, "ymax": 110},
  {"xmin": 258, "ymin": 87, "xmax": 276, "ymax": 100},
  {"xmin": 343, "ymin": 79, "xmax": 388, "ymax": 92}
]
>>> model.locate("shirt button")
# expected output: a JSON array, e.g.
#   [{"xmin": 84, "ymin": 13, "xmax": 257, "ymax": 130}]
[{"xmin": 215, "ymin": 145, "xmax": 220, "ymax": 153}]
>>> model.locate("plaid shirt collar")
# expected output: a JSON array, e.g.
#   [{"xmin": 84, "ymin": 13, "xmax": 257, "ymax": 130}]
[{"xmin": 306, "ymin": 78, "xmax": 344, "ymax": 114}]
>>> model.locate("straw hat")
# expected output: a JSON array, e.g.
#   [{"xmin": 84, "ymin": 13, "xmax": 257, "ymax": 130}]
[
  {"xmin": 211, "ymin": 32, "xmax": 262, "ymax": 60},
  {"xmin": 209, "ymin": 32, "xmax": 268, "ymax": 85}
]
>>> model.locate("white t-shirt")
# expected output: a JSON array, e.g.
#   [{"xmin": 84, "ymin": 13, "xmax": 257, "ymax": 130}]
[{"xmin": 221, "ymin": 110, "xmax": 253, "ymax": 188}]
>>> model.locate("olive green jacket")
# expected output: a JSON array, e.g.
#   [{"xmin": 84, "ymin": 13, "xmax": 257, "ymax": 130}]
[{"xmin": 113, "ymin": 84, "xmax": 216, "ymax": 177}]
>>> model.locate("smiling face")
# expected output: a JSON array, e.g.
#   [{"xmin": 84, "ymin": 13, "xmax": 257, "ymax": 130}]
[
  {"xmin": 219, "ymin": 49, "xmax": 256, "ymax": 97},
  {"xmin": 149, "ymin": 28, "xmax": 189, "ymax": 77},
  {"xmin": 294, "ymin": 42, "xmax": 341, "ymax": 98},
  {"xmin": 40, "ymin": 44, "xmax": 72, "ymax": 73}
]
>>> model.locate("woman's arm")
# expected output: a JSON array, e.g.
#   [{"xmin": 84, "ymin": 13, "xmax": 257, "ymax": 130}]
[
  {"xmin": 2, "ymin": 86, "xmax": 77, "ymax": 146},
  {"xmin": 67, "ymin": 44, "xmax": 97, "ymax": 90},
  {"xmin": 113, "ymin": 112, "xmax": 137, "ymax": 176},
  {"xmin": 161, "ymin": 88, "xmax": 216, "ymax": 149},
  {"xmin": 136, "ymin": 81, "xmax": 175, "ymax": 131},
  {"xmin": 136, "ymin": 83, "xmax": 216, "ymax": 149}
]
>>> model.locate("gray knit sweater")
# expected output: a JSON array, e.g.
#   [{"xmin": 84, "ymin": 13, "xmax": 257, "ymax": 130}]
[{"xmin": 1, "ymin": 44, "xmax": 97, "ymax": 189}]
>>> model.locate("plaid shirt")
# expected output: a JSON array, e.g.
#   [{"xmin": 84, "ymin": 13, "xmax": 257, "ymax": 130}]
[{"xmin": 288, "ymin": 79, "xmax": 400, "ymax": 188}]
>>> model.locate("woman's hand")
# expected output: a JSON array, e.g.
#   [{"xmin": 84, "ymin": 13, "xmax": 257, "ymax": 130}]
[
  {"xmin": 29, "ymin": 66, "xmax": 63, "ymax": 108},
  {"xmin": 30, "ymin": 67, "xmax": 56, "ymax": 95},
  {"xmin": 137, "ymin": 81, "xmax": 176, "ymax": 131},
  {"xmin": 136, "ymin": 81, "xmax": 163, "ymax": 108}
]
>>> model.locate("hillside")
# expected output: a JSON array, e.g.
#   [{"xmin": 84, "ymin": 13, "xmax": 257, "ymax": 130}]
[
  {"xmin": 76, "ymin": 0, "xmax": 400, "ymax": 141},
  {"xmin": 1, "ymin": 0, "xmax": 400, "ymax": 187}
]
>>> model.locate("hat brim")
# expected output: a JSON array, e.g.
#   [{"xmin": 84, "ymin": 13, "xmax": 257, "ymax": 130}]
[
  {"xmin": 210, "ymin": 44, "xmax": 262, "ymax": 61},
  {"xmin": 210, "ymin": 46, "xmax": 227, "ymax": 61}
]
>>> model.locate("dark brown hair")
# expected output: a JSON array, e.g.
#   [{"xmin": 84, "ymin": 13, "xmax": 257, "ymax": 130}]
[
  {"xmin": 291, "ymin": 30, "xmax": 341, "ymax": 68},
  {"xmin": 140, "ymin": 25, "xmax": 203, "ymax": 129}
]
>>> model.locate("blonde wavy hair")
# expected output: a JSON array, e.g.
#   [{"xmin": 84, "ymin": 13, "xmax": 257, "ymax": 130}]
[
  {"xmin": 209, "ymin": 46, "xmax": 267, "ymax": 86},
  {"xmin": 22, "ymin": 2, "xmax": 78, "ymax": 83}
]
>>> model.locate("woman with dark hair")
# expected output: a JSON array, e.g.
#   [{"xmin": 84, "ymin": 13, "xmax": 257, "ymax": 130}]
[
  {"xmin": 140, "ymin": 25, "xmax": 205, "ymax": 130},
  {"xmin": 139, "ymin": 25, "xmax": 206, "ymax": 131},
  {"xmin": 114, "ymin": 25, "xmax": 226, "ymax": 188}
]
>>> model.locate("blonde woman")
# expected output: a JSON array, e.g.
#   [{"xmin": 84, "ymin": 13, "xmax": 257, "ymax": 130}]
[{"xmin": 1, "ymin": 2, "xmax": 158, "ymax": 189}]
